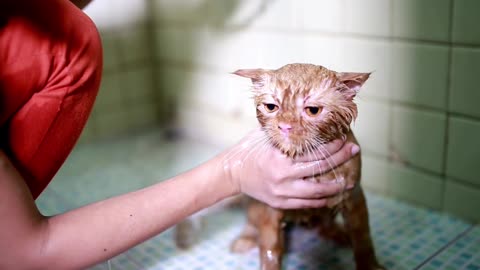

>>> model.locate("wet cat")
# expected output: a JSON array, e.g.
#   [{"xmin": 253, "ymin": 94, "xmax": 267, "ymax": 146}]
[{"xmin": 230, "ymin": 63, "xmax": 385, "ymax": 270}]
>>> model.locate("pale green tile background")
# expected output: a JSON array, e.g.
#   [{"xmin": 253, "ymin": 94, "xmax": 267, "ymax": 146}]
[
  {"xmin": 446, "ymin": 117, "xmax": 480, "ymax": 186},
  {"xmin": 452, "ymin": 0, "xmax": 480, "ymax": 44},
  {"xmin": 392, "ymin": 0, "xmax": 451, "ymax": 41},
  {"xmin": 390, "ymin": 43, "xmax": 449, "ymax": 109},
  {"xmin": 76, "ymin": 0, "xmax": 480, "ymax": 223},
  {"xmin": 391, "ymin": 105, "xmax": 447, "ymax": 174},
  {"xmin": 444, "ymin": 180, "xmax": 480, "ymax": 221},
  {"xmin": 386, "ymin": 163, "xmax": 444, "ymax": 210},
  {"xmin": 449, "ymin": 48, "xmax": 480, "ymax": 118}
]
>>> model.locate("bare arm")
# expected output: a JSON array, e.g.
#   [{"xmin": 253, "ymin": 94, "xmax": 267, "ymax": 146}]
[
  {"xmin": 0, "ymin": 150, "xmax": 233, "ymax": 269},
  {"xmin": 0, "ymin": 130, "xmax": 358, "ymax": 269}
]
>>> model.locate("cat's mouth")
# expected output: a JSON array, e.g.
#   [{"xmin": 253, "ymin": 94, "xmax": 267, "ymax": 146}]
[{"xmin": 275, "ymin": 137, "xmax": 306, "ymax": 158}]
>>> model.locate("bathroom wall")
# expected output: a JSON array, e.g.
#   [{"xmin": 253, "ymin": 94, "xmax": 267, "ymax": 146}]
[
  {"xmin": 81, "ymin": 0, "xmax": 480, "ymax": 222},
  {"xmin": 79, "ymin": 0, "xmax": 159, "ymax": 142}
]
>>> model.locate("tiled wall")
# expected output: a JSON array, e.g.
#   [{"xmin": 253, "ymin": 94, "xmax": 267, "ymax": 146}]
[
  {"xmin": 79, "ymin": 0, "xmax": 160, "ymax": 142},
  {"xmin": 81, "ymin": 0, "xmax": 480, "ymax": 222}
]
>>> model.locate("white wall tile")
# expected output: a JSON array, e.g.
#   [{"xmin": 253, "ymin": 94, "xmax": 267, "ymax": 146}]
[
  {"xmin": 295, "ymin": 0, "xmax": 345, "ymax": 33},
  {"xmin": 345, "ymin": 0, "xmax": 391, "ymax": 37},
  {"xmin": 340, "ymin": 38, "xmax": 392, "ymax": 100},
  {"xmin": 351, "ymin": 98, "xmax": 390, "ymax": 157},
  {"xmin": 85, "ymin": 0, "xmax": 149, "ymax": 29}
]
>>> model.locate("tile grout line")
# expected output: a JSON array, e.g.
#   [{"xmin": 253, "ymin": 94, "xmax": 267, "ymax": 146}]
[
  {"xmin": 413, "ymin": 224, "xmax": 475, "ymax": 270},
  {"xmin": 439, "ymin": 0, "xmax": 456, "ymax": 209}
]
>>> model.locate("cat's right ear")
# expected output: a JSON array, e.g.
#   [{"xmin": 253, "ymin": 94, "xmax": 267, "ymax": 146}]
[{"xmin": 232, "ymin": 69, "xmax": 268, "ymax": 87}]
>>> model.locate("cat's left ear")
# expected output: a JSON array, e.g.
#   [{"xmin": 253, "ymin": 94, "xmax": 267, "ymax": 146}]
[
  {"xmin": 336, "ymin": 72, "xmax": 371, "ymax": 98},
  {"xmin": 232, "ymin": 69, "xmax": 270, "ymax": 87}
]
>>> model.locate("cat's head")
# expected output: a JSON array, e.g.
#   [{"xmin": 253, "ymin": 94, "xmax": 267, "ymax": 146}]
[{"xmin": 234, "ymin": 63, "xmax": 370, "ymax": 158}]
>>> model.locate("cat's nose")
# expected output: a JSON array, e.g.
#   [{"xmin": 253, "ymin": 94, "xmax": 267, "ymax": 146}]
[{"xmin": 278, "ymin": 123, "xmax": 292, "ymax": 134}]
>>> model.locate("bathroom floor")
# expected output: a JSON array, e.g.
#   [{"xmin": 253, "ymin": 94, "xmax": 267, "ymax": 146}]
[{"xmin": 36, "ymin": 129, "xmax": 479, "ymax": 270}]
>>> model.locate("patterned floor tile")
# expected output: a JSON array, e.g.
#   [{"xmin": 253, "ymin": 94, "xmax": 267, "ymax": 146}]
[
  {"xmin": 418, "ymin": 225, "xmax": 480, "ymax": 270},
  {"xmin": 35, "ymin": 129, "xmax": 476, "ymax": 270}
]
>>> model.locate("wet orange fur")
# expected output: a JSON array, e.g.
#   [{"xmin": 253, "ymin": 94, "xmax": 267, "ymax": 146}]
[{"xmin": 231, "ymin": 64, "xmax": 385, "ymax": 270}]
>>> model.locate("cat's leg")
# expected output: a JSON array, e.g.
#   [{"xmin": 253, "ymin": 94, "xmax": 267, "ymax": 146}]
[
  {"xmin": 317, "ymin": 216, "xmax": 351, "ymax": 247},
  {"xmin": 230, "ymin": 222, "xmax": 258, "ymax": 253},
  {"xmin": 342, "ymin": 187, "xmax": 385, "ymax": 270},
  {"xmin": 257, "ymin": 206, "xmax": 284, "ymax": 270},
  {"xmin": 175, "ymin": 218, "xmax": 201, "ymax": 249}
]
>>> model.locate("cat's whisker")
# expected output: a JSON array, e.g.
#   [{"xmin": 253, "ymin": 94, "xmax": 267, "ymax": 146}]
[
  {"xmin": 239, "ymin": 136, "xmax": 270, "ymax": 169},
  {"xmin": 311, "ymin": 139, "xmax": 340, "ymax": 182},
  {"xmin": 304, "ymin": 141, "xmax": 319, "ymax": 180},
  {"xmin": 221, "ymin": 133, "xmax": 266, "ymax": 165},
  {"xmin": 216, "ymin": 134, "xmax": 268, "ymax": 174}
]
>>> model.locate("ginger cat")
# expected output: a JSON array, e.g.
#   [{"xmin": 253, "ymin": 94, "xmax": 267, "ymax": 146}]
[{"xmin": 230, "ymin": 63, "xmax": 385, "ymax": 270}]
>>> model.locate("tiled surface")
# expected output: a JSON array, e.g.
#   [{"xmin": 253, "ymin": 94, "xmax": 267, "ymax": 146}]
[
  {"xmin": 352, "ymin": 99, "xmax": 390, "ymax": 157},
  {"xmin": 449, "ymin": 48, "xmax": 480, "ymax": 119},
  {"xmin": 341, "ymin": 39, "xmax": 392, "ymax": 100},
  {"xmin": 391, "ymin": 105, "xmax": 447, "ymax": 174},
  {"xmin": 386, "ymin": 162, "xmax": 444, "ymax": 210},
  {"xmin": 446, "ymin": 117, "xmax": 480, "ymax": 186},
  {"xmin": 36, "ymin": 130, "xmax": 478, "ymax": 270},
  {"xmin": 392, "ymin": 0, "xmax": 451, "ymax": 41},
  {"xmin": 345, "ymin": 0, "xmax": 391, "ymax": 37},
  {"xmin": 452, "ymin": 0, "xmax": 480, "ymax": 44},
  {"xmin": 390, "ymin": 42, "xmax": 449, "ymax": 110},
  {"xmin": 418, "ymin": 226, "xmax": 480, "ymax": 270},
  {"xmin": 443, "ymin": 180, "xmax": 480, "ymax": 222},
  {"xmin": 80, "ymin": 0, "xmax": 480, "ymax": 234}
]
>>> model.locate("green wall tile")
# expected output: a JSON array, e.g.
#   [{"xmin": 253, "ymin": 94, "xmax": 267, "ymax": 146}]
[
  {"xmin": 452, "ymin": 0, "xmax": 480, "ymax": 44},
  {"xmin": 446, "ymin": 117, "xmax": 480, "ymax": 186},
  {"xmin": 92, "ymin": 73, "xmax": 125, "ymax": 114},
  {"xmin": 121, "ymin": 67, "xmax": 154, "ymax": 105},
  {"xmin": 361, "ymin": 154, "xmax": 390, "ymax": 194},
  {"xmin": 391, "ymin": 42, "xmax": 449, "ymax": 109},
  {"xmin": 386, "ymin": 163, "xmax": 444, "ymax": 210},
  {"xmin": 117, "ymin": 25, "xmax": 151, "ymax": 65},
  {"xmin": 449, "ymin": 48, "xmax": 480, "ymax": 118},
  {"xmin": 95, "ymin": 110, "xmax": 133, "ymax": 138},
  {"xmin": 392, "ymin": 105, "xmax": 447, "ymax": 173},
  {"xmin": 99, "ymin": 31, "xmax": 120, "ymax": 72},
  {"xmin": 392, "ymin": 0, "xmax": 451, "ymax": 41},
  {"xmin": 443, "ymin": 180, "xmax": 480, "ymax": 222},
  {"xmin": 352, "ymin": 99, "xmax": 390, "ymax": 157}
]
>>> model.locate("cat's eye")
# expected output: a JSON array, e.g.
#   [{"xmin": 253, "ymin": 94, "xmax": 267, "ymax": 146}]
[
  {"xmin": 305, "ymin": 106, "xmax": 322, "ymax": 116},
  {"xmin": 264, "ymin": 103, "xmax": 279, "ymax": 113}
]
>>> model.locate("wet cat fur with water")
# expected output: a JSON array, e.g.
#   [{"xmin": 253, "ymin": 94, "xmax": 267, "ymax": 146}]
[{"xmin": 230, "ymin": 63, "xmax": 385, "ymax": 270}]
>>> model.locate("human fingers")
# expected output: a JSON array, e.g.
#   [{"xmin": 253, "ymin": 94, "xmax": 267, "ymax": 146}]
[
  {"xmin": 290, "ymin": 142, "xmax": 360, "ymax": 179},
  {"xmin": 269, "ymin": 197, "xmax": 329, "ymax": 209},
  {"xmin": 294, "ymin": 138, "xmax": 345, "ymax": 162},
  {"xmin": 273, "ymin": 178, "xmax": 350, "ymax": 200}
]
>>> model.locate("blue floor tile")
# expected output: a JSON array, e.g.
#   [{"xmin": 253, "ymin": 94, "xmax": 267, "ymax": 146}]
[{"xmin": 35, "ymin": 129, "xmax": 476, "ymax": 270}]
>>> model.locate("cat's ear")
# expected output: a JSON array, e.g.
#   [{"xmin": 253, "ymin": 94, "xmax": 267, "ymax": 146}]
[
  {"xmin": 232, "ymin": 69, "xmax": 269, "ymax": 87},
  {"xmin": 336, "ymin": 72, "xmax": 371, "ymax": 93},
  {"xmin": 336, "ymin": 72, "xmax": 371, "ymax": 99}
]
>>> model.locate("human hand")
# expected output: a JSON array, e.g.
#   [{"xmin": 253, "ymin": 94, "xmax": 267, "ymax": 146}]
[{"xmin": 221, "ymin": 128, "xmax": 360, "ymax": 209}]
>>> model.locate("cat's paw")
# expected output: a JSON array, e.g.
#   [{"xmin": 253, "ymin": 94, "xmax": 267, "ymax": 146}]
[{"xmin": 230, "ymin": 237, "xmax": 257, "ymax": 253}]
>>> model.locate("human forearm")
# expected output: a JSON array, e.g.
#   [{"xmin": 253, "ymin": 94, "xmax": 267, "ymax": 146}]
[
  {"xmin": 40, "ymin": 155, "xmax": 232, "ymax": 269},
  {"xmin": 0, "ymin": 152, "xmax": 233, "ymax": 269}
]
